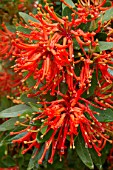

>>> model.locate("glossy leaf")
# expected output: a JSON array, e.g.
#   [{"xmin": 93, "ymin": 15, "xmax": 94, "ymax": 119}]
[
  {"xmin": 28, "ymin": 102, "xmax": 42, "ymax": 112},
  {"xmin": 37, "ymin": 130, "xmax": 53, "ymax": 143},
  {"xmin": 17, "ymin": 26, "xmax": 31, "ymax": 34},
  {"xmin": 62, "ymin": 0, "xmax": 75, "ymax": 10},
  {"xmin": 89, "ymin": 148, "xmax": 102, "ymax": 170},
  {"xmin": 62, "ymin": 7, "xmax": 72, "ymax": 21},
  {"xmin": 19, "ymin": 12, "xmax": 39, "ymax": 24},
  {"xmin": 82, "ymin": 71, "xmax": 97, "ymax": 98},
  {"xmin": 0, "ymin": 104, "xmax": 30, "ymax": 118},
  {"xmin": 90, "ymin": 105, "xmax": 113, "ymax": 122},
  {"xmin": 27, "ymin": 145, "xmax": 45, "ymax": 170},
  {"xmin": 99, "ymin": 41, "xmax": 113, "ymax": 51},
  {"xmin": 108, "ymin": 68, "xmax": 113, "ymax": 76},
  {"xmin": 75, "ymin": 133, "xmax": 94, "ymax": 169},
  {"xmin": 0, "ymin": 117, "xmax": 19, "ymax": 131},
  {"xmin": 1, "ymin": 156, "xmax": 16, "ymax": 168},
  {"xmin": 102, "ymin": 7, "xmax": 113, "ymax": 23},
  {"xmin": 20, "ymin": 94, "xmax": 37, "ymax": 104}
]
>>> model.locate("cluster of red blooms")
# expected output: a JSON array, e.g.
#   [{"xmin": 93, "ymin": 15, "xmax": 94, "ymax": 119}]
[
  {"xmin": 0, "ymin": 23, "xmax": 16, "ymax": 60},
  {"xmin": 0, "ymin": 0, "xmax": 113, "ymax": 165}
]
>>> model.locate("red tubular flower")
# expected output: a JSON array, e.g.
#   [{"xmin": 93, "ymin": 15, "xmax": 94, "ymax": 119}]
[
  {"xmin": 93, "ymin": 51, "xmax": 113, "ymax": 83},
  {"xmin": 31, "ymin": 91, "xmax": 110, "ymax": 164},
  {"xmin": 12, "ymin": 2, "xmax": 99, "ymax": 97},
  {"xmin": 11, "ymin": 126, "xmax": 40, "ymax": 155},
  {"xmin": 0, "ymin": 68, "xmax": 27, "ymax": 97},
  {"xmin": 0, "ymin": 23, "xmax": 16, "ymax": 60},
  {"xmin": 7, "ymin": 0, "xmax": 113, "ymax": 166},
  {"xmin": 61, "ymin": 0, "xmax": 108, "ymax": 21},
  {"xmin": 94, "ymin": 77, "xmax": 113, "ymax": 109}
]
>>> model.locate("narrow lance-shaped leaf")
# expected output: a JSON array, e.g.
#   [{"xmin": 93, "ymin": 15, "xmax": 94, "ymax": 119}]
[
  {"xmin": 62, "ymin": 0, "xmax": 75, "ymax": 10},
  {"xmin": 0, "ymin": 104, "xmax": 31, "ymax": 118},
  {"xmin": 75, "ymin": 133, "xmax": 94, "ymax": 169},
  {"xmin": 102, "ymin": 7, "xmax": 113, "ymax": 23},
  {"xmin": 89, "ymin": 148, "xmax": 102, "ymax": 170},
  {"xmin": 0, "ymin": 117, "xmax": 19, "ymax": 131},
  {"xmin": 98, "ymin": 41, "xmax": 113, "ymax": 51},
  {"xmin": 90, "ymin": 105, "xmax": 113, "ymax": 122},
  {"xmin": 19, "ymin": 12, "xmax": 39, "ymax": 24}
]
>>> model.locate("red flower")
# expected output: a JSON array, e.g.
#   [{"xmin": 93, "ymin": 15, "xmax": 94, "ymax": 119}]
[
  {"xmin": 11, "ymin": 126, "xmax": 40, "ymax": 155},
  {"xmin": 93, "ymin": 51, "xmax": 113, "ymax": 83},
  {"xmin": 0, "ymin": 23, "xmax": 16, "ymax": 60},
  {"xmin": 0, "ymin": 68, "xmax": 27, "ymax": 98},
  {"xmin": 94, "ymin": 78, "xmax": 113, "ymax": 109}
]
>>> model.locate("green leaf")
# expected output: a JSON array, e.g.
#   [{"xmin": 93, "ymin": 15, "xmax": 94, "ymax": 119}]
[
  {"xmin": 0, "ymin": 145, "xmax": 5, "ymax": 158},
  {"xmin": 17, "ymin": 26, "xmax": 31, "ymax": 34},
  {"xmin": 0, "ymin": 117, "xmax": 19, "ymax": 131},
  {"xmin": 108, "ymin": 68, "xmax": 113, "ymax": 76},
  {"xmin": 95, "ymin": 32, "xmax": 107, "ymax": 41},
  {"xmin": 98, "ymin": 41, "xmax": 113, "ymax": 51},
  {"xmin": 62, "ymin": 7, "xmax": 72, "ymax": 21},
  {"xmin": 27, "ymin": 145, "xmax": 45, "ymax": 170},
  {"xmin": 75, "ymin": 133, "xmax": 94, "ymax": 169},
  {"xmin": 90, "ymin": 106, "xmax": 113, "ymax": 122},
  {"xmin": 89, "ymin": 148, "xmax": 102, "ymax": 170},
  {"xmin": 9, "ymin": 132, "xmax": 27, "ymax": 141},
  {"xmin": 62, "ymin": 0, "xmax": 75, "ymax": 10},
  {"xmin": 20, "ymin": 94, "xmax": 37, "ymax": 104},
  {"xmin": 73, "ymin": 39, "xmax": 80, "ymax": 50},
  {"xmin": 28, "ymin": 102, "xmax": 42, "ymax": 112},
  {"xmin": 102, "ymin": 7, "xmax": 113, "ymax": 23},
  {"xmin": 0, "ymin": 104, "xmax": 30, "ymax": 118},
  {"xmin": 101, "ymin": 142, "xmax": 112, "ymax": 165},
  {"xmin": 19, "ymin": 12, "xmax": 39, "ymax": 24},
  {"xmin": 37, "ymin": 130, "xmax": 53, "ymax": 143},
  {"xmin": 60, "ymin": 82, "xmax": 68, "ymax": 94},
  {"xmin": 40, "ymin": 126, "xmax": 47, "ymax": 134},
  {"xmin": 82, "ymin": 71, "xmax": 97, "ymax": 98},
  {"xmin": 1, "ymin": 156, "xmax": 16, "ymax": 168},
  {"xmin": 6, "ymin": 24, "xmax": 16, "ymax": 32}
]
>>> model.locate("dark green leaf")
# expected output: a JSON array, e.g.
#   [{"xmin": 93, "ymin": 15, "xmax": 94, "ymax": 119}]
[
  {"xmin": 82, "ymin": 71, "xmax": 97, "ymax": 98},
  {"xmin": 27, "ymin": 145, "xmax": 45, "ymax": 170},
  {"xmin": 108, "ymin": 68, "xmax": 113, "ymax": 76},
  {"xmin": 99, "ymin": 41, "xmax": 113, "ymax": 51},
  {"xmin": 0, "ymin": 117, "xmax": 19, "ymax": 131},
  {"xmin": 0, "ymin": 104, "xmax": 30, "ymax": 118},
  {"xmin": 37, "ymin": 130, "xmax": 53, "ymax": 143},
  {"xmin": 75, "ymin": 133, "xmax": 94, "ymax": 169},
  {"xmin": 1, "ymin": 156, "xmax": 16, "ymax": 168},
  {"xmin": 28, "ymin": 102, "xmax": 42, "ymax": 112},
  {"xmin": 19, "ymin": 12, "xmax": 39, "ymax": 24},
  {"xmin": 95, "ymin": 33, "xmax": 107, "ymax": 41},
  {"xmin": 6, "ymin": 24, "xmax": 16, "ymax": 32},
  {"xmin": 101, "ymin": 142, "xmax": 112, "ymax": 165},
  {"xmin": 89, "ymin": 148, "xmax": 102, "ymax": 170},
  {"xmin": 102, "ymin": 7, "xmax": 113, "ymax": 23},
  {"xmin": 9, "ymin": 132, "xmax": 27, "ymax": 141},
  {"xmin": 0, "ymin": 145, "xmax": 5, "ymax": 158},
  {"xmin": 90, "ymin": 105, "xmax": 113, "ymax": 122},
  {"xmin": 60, "ymin": 82, "xmax": 68, "ymax": 94},
  {"xmin": 20, "ymin": 94, "xmax": 37, "ymax": 104},
  {"xmin": 104, "ymin": 1, "xmax": 112, "ymax": 7},
  {"xmin": 17, "ymin": 26, "xmax": 31, "ymax": 34},
  {"xmin": 73, "ymin": 39, "xmax": 80, "ymax": 50},
  {"xmin": 62, "ymin": 7, "xmax": 72, "ymax": 21},
  {"xmin": 41, "ymin": 125, "xmax": 47, "ymax": 134},
  {"xmin": 62, "ymin": 0, "xmax": 75, "ymax": 10}
]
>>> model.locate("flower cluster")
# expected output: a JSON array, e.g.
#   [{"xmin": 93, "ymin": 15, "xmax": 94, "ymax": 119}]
[
  {"xmin": 0, "ymin": 0, "xmax": 113, "ymax": 165},
  {"xmin": 0, "ymin": 67, "xmax": 27, "ymax": 99},
  {"xmin": 0, "ymin": 23, "xmax": 16, "ymax": 60}
]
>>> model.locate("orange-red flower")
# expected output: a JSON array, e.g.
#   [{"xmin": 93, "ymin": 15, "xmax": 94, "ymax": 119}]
[{"xmin": 0, "ymin": 23, "xmax": 16, "ymax": 60}]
